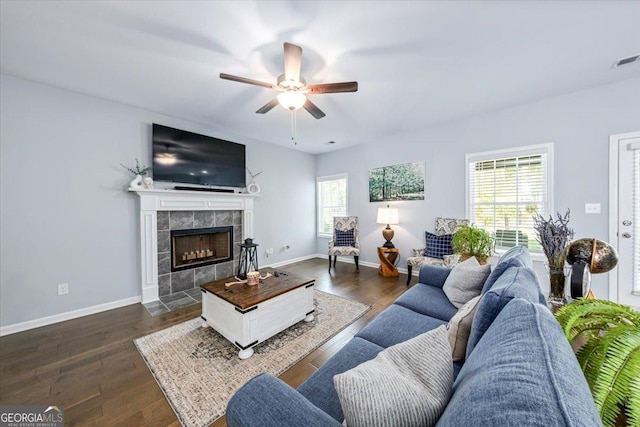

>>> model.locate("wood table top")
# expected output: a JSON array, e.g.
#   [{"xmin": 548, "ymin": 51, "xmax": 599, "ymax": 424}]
[{"xmin": 200, "ymin": 267, "xmax": 315, "ymax": 310}]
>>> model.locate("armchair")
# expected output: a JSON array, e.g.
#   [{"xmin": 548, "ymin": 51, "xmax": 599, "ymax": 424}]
[
  {"xmin": 328, "ymin": 216, "xmax": 360, "ymax": 272},
  {"xmin": 406, "ymin": 217, "xmax": 468, "ymax": 285}
]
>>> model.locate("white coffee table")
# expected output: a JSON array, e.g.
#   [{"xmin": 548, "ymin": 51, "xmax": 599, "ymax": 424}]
[{"xmin": 200, "ymin": 267, "xmax": 315, "ymax": 359}]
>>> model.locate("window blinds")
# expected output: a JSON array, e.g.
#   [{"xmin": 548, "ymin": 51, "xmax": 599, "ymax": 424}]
[
  {"xmin": 469, "ymin": 154, "xmax": 547, "ymax": 251},
  {"xmin": 317, "ymin": 175, "xmax": 347, "ymax": 236}
]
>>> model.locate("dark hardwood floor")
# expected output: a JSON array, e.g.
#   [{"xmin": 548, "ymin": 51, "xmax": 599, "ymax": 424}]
[{"xmin": 0, "ymin": 258, "xmax": 413, "ymax": 426}]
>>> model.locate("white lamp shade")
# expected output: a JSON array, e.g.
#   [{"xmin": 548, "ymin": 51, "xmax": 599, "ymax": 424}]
[
  {"xmin": 277, "ymin": 91, "xmax": 307, "ymax": 110},
  {"xmin": 377, "ymin": 207, "xmax": 399, "ymax": 225}
]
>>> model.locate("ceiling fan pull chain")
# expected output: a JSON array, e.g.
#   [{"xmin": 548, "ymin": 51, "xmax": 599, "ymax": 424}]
[{"xmin": 291, "ymin": 110, "xmax": 297, "ymax": 145}]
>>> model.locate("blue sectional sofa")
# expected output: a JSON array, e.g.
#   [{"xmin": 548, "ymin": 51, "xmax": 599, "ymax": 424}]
[{"xmin": 226, "ymin": 247, "xmax": 601, "ymax": 426}]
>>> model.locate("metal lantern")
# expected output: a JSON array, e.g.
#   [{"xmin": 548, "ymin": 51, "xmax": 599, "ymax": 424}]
[{"xmin": 237, "ymin": 238, "xmax": 259, "ymax": 280}]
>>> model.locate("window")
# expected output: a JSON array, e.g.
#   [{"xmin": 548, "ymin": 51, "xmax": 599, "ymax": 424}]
[
  {"xmin": 317, "ymin": 174, "xmax": 348, "ymax": 237},
  {"xmin": 466, "ymin": 143, "xmax": 553, "ymax": 252}
]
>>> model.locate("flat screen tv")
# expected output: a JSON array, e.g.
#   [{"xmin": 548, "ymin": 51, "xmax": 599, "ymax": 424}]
[{"xmin": 152, "ymin": 124, "xmax": 246, "ymax": 188}]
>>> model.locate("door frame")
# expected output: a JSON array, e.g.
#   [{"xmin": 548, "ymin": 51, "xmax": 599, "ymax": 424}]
[{"xmin": 608, "ymin": 131, "xmax": 640, "ymax": 302}]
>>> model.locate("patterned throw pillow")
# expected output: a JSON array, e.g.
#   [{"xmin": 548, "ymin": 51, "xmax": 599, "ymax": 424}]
[
  {"xmin": 335, "ymin": 228, "xmax": 355, "ymax": 247},
  {"xmin": 423, "ymin": 232, "xmax": 454, "ymax": 259}
]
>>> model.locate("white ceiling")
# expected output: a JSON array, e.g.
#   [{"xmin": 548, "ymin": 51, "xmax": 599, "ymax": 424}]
[{"xmin": 1, "ymin": 1, "xmax": 639, "ymax": 154}]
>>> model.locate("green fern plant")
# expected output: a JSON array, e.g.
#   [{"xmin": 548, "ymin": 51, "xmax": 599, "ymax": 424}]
[
  {"xmin": 451, "ymin": 224, "xmax": 495, "ymax": 264},
  {"xmin": 555, "ymin": 299, "xmax": 640, "ymax": 427}
]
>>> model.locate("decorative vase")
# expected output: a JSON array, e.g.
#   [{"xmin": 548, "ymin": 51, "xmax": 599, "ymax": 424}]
[
  {"xmin": 129, "ymin": 174, "xmax": 143, "ymax": 189},
  {"xmin": 246, "ymin": 179, "xmax": 261, "ymax": 195},
  {"xmin": 143, "ymin": 176, "xmax": 153, "ymax": 189},
  {"xmin": 460, "ymin": 253, "xmax": 489, "ymax": 265},
  {"xmin": 246, "ymin": 271, "xmax": 260, "ymax": 286},
  {"xmin": 546, "ymin": 263, "xmax": 570, "ymax": 309}
]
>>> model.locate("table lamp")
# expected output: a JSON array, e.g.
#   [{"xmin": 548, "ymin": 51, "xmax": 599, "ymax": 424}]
[{"xmin": 376, "ymin": 205, "xmax": 399, "ymax": 248}]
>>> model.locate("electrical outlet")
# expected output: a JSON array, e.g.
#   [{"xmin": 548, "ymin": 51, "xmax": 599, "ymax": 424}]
[
  {"xmin": 585, "ymin": 203, "xmax": 601, "ymax": 214},
  {"xmin": 58, "ymin": 283, "xmax": 69, "ymax": 296},
  {"xmin": 264, "ymin": 249, "xmax": 270, "ymax": 258},
  {"xmin": 268, "ymin": 248, "xmax": 274, "ymax": 255}
]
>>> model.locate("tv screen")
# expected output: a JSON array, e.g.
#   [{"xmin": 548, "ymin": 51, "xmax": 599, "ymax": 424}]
[{"xmin": 152, "ymin": 124, "xmax": 246, "ymax": 188}]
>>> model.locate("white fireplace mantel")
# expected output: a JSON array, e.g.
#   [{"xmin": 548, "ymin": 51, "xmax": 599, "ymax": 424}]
[{"xmin": 129, "ymin": 188, "xmax": 257, "ymax": 303}]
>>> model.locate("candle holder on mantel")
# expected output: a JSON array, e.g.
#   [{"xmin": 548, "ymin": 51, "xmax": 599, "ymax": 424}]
[{"xmin": 237, "ymin": 238, "xmax": 259, "ymax": 280}]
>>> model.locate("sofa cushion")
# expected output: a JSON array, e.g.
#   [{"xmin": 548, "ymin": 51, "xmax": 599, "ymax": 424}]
[
  {"xmin": 424, "ymin": 232, "xmax": 454, "ymax": 259},
  {"xmin": 436, "ymin": 298, "xmax": 601, "ymax": 427},
  {"xmin": 394, "ymin": 283, "xmax": 458, "ymax": 321},
  {"xmin": 418, "ymin": 264, "xmax": 452, "ymax": 288},
  {"xmin": 466, "ymin": 266, "xmax": 545, "ymax": 359},
  {"xmin": 481, "ymin": 245, "xmax": 532, "ymax": 294},
  {"xmin": 452, "ymin": 361, "xmax": 463, "ymax": 381},
  {"xmin": 227, "ymin": 373, "xmax": 342, "ymax": 427},
  {"xmin": 447, "ymin": 295, "xmax": 482, "ymax": 361},
  {"xmin": 334, "ymin": 326, "xmax": 452, "ymax": 427},
  {"xmin": 356, "ymin": 304, "xmax": 447, "ymax": 348},
  {"xmin": 297, "ymin": 337, "xmax": 384, "ymax": 422},
  {"xmin": 442, "ymin": 257, "xmax": 491, "ymax": 308}
]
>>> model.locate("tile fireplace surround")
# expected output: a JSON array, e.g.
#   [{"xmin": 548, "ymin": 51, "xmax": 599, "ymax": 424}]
[{"xmin": 130, "ymin": 188, "xmax": 256, "ymax": 303}]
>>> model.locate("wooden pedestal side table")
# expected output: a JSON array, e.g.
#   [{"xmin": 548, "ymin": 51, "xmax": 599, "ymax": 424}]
[{"xmin": 377, "ymin": 247, "xmax": 399, "ymax": 277}]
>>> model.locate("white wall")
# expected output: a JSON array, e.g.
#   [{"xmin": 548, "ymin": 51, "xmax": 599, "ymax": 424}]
[
  {"xmin": 0, "ymin": 74, "xmax": 316, "ymax": 329},
  {"xmin": 2, "ymin": 74, "xmax": 639, "ymax": 331},
  {"xmin": 315, "ymin": 77, "xmax": 640, "ymax": 298}
]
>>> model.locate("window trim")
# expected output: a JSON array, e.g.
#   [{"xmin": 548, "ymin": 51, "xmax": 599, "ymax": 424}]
[
  {"xmin": 464, "ymin": 143, "xmax": 554, "ymax": 255},
  {"xmin": 316, "ymin": 173, "xmax": 348, "ymax": 238}
]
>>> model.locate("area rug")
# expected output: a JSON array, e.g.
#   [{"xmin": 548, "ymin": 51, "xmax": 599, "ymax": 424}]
[{"xmin": 134, "ymin": 290, "xmax": 369, "ymax": 427}]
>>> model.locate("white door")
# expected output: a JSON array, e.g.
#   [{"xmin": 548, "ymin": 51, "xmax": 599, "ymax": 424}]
[{"xmin": 610, "ymin": 132, "xmax": 640, "ymax": 307}]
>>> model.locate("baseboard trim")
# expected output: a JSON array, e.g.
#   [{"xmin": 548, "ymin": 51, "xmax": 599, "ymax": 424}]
[
  {"xmin": 264, "ymin": 254, "xmax": 321, "ymax": 268},
  {"xmin": 0, "ymin": 296, "xmax": 142, "ymax": 337},
  {"xmin": 314, "ymin": 254, "xmax": 409, "ymax": 274}
]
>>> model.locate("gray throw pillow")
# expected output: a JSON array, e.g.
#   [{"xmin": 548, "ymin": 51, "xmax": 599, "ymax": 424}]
[
  {"xmin": 447, "ymin": 295, "xmax": 482, "ymax": 361},
  {"xmin": 334, "ymin": 326, "xmax": 452, "ymax": 427},
  {"xmin": 442, "ymin": 256, "xmax": 491, "ymax": 308}
]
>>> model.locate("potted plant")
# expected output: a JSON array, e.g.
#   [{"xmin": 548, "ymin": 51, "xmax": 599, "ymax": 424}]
[
  {"xmin": 121, "ymin": 158, "xmax": 152, "ymax": 189},
  {"xmin": 451, "ymin": 224, "xmax": 495, "ymax": 264},
  {"xmin": 533, "ymin": 209, "xmax": 574, "ymax": 307},
  {"xmin": 555, "ymin": 299, "xmax": 640, "ymax": 427}
]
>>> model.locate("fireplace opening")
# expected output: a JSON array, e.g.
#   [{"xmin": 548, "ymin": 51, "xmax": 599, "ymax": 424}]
[{"xmin": 171, "ymin": 226, "xmax": 233, "ymax": 272}]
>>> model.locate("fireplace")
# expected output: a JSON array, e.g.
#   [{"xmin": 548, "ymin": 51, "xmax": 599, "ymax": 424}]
[
  {"xmin": 171, "ymin": 226, "xmax": 233, "ymax": 272},
  {"xmin": 130, "ymin": 188, "xmax": 255, "ymax": 303}
]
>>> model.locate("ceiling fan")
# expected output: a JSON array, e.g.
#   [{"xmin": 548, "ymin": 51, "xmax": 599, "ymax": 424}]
[{"xmin": 220, "ymin": 42, "xmax": 358, "ymax": 119}]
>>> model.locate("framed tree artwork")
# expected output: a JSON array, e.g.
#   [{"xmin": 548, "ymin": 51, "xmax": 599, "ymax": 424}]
[{"xmin": 369, "ymin": 161, "xmax": 425, "ymax": 202}]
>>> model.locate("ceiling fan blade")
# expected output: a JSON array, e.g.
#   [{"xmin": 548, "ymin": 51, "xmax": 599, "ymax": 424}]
[
  {"xmin": 303, "ymin": 99, "xmax": 326, "ymax": 119},
  {"xmin": 220, "ymin": 73, "xmax": 274, "ymax": 89},
  {"xmin": 283, "ymin": 42, "xmax": 302, "ymax": 83},
  {"xmin": 255, "ymin": 98, "xmax": 279, "ymax": 114},
  {"xmin": 308, "ymin": 82, "xmax": 358, "ymax": 94}
]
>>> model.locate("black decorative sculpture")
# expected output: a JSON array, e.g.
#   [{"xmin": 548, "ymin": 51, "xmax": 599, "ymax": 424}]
[
  {"xmin": 566, "ymin": 238, "xmax": 619, "ymax": 298},
  {"xmin": 237, "ymin": 238, "xmax": 259, "ymax": 280}
]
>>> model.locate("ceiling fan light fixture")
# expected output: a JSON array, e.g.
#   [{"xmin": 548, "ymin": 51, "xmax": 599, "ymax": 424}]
[
  {"xmin": 221, "ymin": 42, "xmax": 357, "ymax": 119},
  {"xmin": 277, "ymin": 91, "xmax": 306, "ymax": 110},
  {"xmin": 156, "ymin": 153, "xmax": 177, "ymax": 165}
]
